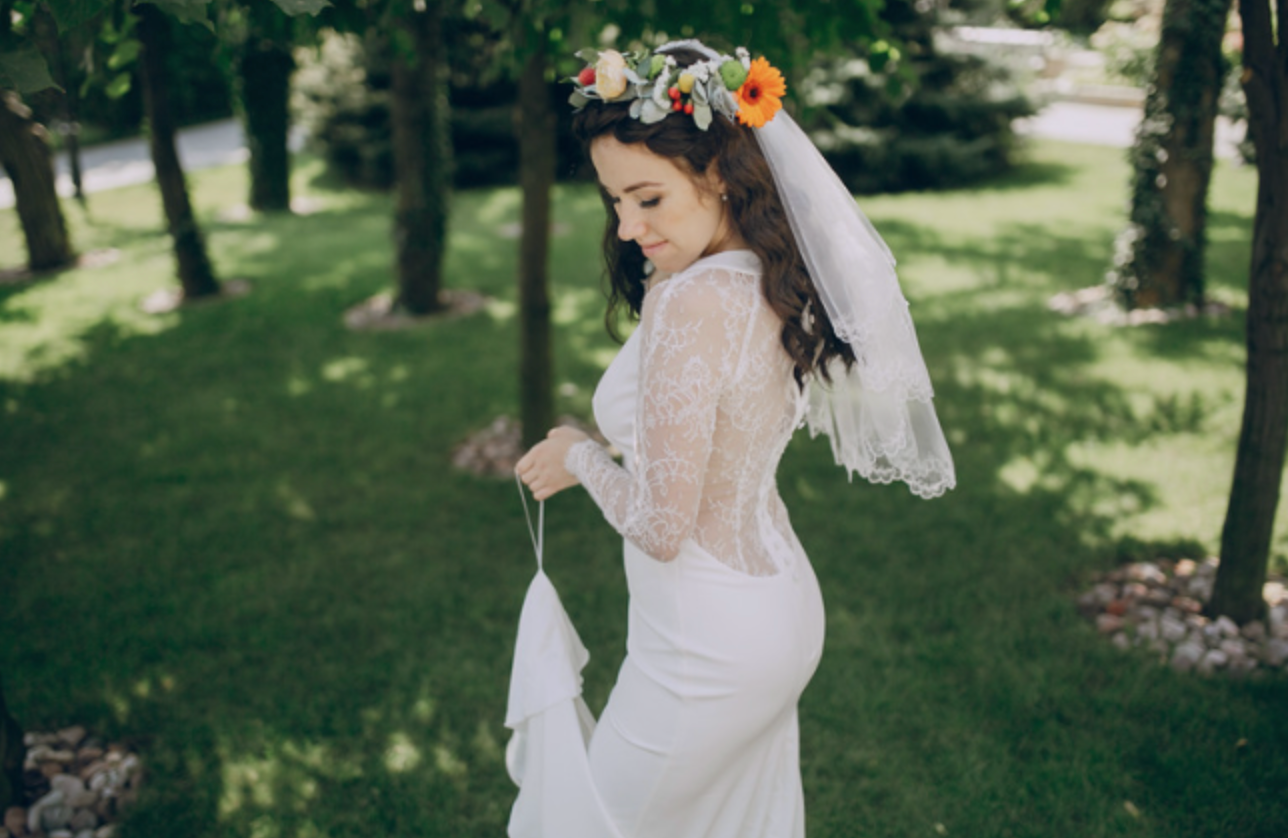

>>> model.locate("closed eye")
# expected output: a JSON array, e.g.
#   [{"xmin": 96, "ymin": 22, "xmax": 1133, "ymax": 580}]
[{"xmin": 640, "ymin": 197, "xmax": 661, "ymax": 208}]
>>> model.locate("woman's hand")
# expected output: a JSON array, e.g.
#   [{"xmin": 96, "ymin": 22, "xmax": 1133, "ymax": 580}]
[{"xmin": 516, "ymin": 426, "xmax": 591, "ymax": 501}]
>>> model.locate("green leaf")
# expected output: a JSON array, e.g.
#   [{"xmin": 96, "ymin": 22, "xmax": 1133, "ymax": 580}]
[
  {"xmin": 693, "ymin": 102, "xmax": 712, "ymax": 131},
  {"xmin": 44, "ymin": 0, "xmax": 109, "ymax": 32},
  {"xmin": 141, "ymin": 0, "xmax": 214, "ymax": 30},
  {"xmin": 107, "ymin": 39, "xmax": 140, "ymax": 71},
  {"xmin": 266, "ymin": 0, "xmax": 331, "ymax": 17},
  {"xmin": 105, "ymin": 71, "xmax": 133, "ymax": 99},
  {"xmin": 568, "ymin": 89, "xmax": 590, "ymax": 110},
  {"xmin": 0, "ymin": 36, "xmax": 58, "ymax": 95}
]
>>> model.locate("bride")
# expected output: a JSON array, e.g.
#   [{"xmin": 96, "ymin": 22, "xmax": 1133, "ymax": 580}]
[{"xmin": 515, "ymin": 38, "xmax": 954, "ymax": 838}]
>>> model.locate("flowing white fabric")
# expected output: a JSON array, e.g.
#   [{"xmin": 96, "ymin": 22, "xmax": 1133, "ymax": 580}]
[
  {"xmin": 505, "ymin": 483, "xmax": 624, "ymax": 838},
  {"xmin": 551, "ymin": 251, "xmax": 825, "ymax": 837},
  {"xmin": 755, "ymin": 110, "xmax": 956, "ymax": 498}
]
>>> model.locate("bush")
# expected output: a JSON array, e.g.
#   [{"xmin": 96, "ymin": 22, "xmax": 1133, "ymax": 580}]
[{"xmin": 800, "ymin": 31, "xmax": 1036, "ymax": 194}]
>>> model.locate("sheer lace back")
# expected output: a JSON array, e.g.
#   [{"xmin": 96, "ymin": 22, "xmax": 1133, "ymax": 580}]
[{"xmin": 566, "ymin": 251, "xmax": 806, "ymax": 577}]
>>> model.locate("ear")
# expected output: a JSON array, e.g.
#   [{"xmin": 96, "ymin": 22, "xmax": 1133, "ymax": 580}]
[{"xmin": 702, "ymin": 161, "xmax": 729, "ymax": 202}]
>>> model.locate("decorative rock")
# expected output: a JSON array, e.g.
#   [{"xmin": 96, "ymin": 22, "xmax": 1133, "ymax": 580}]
[
  {"xmin": 1184, "ymin": 613, "xmax": 1209, "ymax": 629},
  {"xmin": 68, "ymin": 790, "xmax": 97, "ymax": 809},
  {"xmin": 79, "ymin": 761, "xmax": 107, "ymax": 782},
  {"xmin": 1219, "ymin": 638, "xmax": 1247, "ymax": 659},
  {"xmin": 56, "ymin": 727, "xmax": 86, "ymax": 749},
  {"xmin": 1215, "ymin": 615, "xmax": 1240, "ymax": 638},
  {"xmin": 1160, "ymin": 616, "xmax": 1187, "ymax": 643},
  {"xmin": 75, "ymin": 831, "xmax": 95, "ymax": 838},
  {"xmin": 69, "ymin": 809, "xmax": 98, "ymax": 832},
  {"xmin": 28, "ymin": 790, "xmax": 67, "ymax": 833},
  {"xmin": 1172, "ymin": 596, "xmax": 1203, "ymax": 614},
  {"xmin": 1128, "ymin": 562, "xmax": 1166, "ymax": 584},
  {"xmin": 76, "ymin": 747, "xmax": 104, "ymax": 763},
  {"xmin": 1229, "ymin": 656, "xmax": 1259, "ymax": 678},
  {"xmin": 1105, "ymin": 599, "xmax": 1129, "ymax": 617},
  {"xmin": 1197, "ymin": 649, "xmax": 1229, "ymax": 675},
  {"xmin": 49, "ymin": 830, "xmax": 73, "ymax": 838},
  {"xmin": 1097, "ymin": 614, "xmax": 1124, "ymax": 634},
  {"xmin": 1201, "ymin": 623, "xmax": 1223, "ymax": 646},
  {"xmin": 40, "ymin": 762, "xmax": 66, "ymax": 779},
  {"xmin": 1093, "ymin": 583, "xmax": 1118, "ymax": 605},
  {"xmin": 1122, "ymin": 581, "xmax": 1149, "ymax": 599},
  {"xmin": 1135, "ymin": 620, "xmax": 1159, "ymax": 642},
  {"xmin": 1174, "ymin": 559, "xmax": 1197, "ymax": 577},
  {"xmin": 1171, "ymin": 642, "xmax": 1204, "ymax": 672},
  {"xmin": 4, "ymin": 808, "xmax": 26, "ymax": 837},
  {"xmin": 1265, "ymin": 639, "xmax": 1288, "ymax": 667},
  {"xmin": 49, "ymin": 775, "xmax": 85, "ymax": 798},
  {"xmin": 1112, "ymin": 632, "xmax": 1131, "ymax": 650},
  {"xmin": 1241, "ymin": 621, "xmax": 1267, "ymax": 642},
  {"xmin": 95, "ymin": 825, "xmax": 116, "ymax": 838}
]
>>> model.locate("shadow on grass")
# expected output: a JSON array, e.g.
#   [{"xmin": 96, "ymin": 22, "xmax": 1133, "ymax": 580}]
[{"xmin": 0, "ymin": 169, "xmax": 1284, "ymax": 838}]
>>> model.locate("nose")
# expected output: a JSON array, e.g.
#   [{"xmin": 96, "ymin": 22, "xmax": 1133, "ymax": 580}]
[{"xmin": 616, "ymin": 206, "xmax": 644, "ymax": 242}]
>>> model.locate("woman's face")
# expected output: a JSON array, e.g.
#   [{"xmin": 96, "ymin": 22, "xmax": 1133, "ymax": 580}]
[{"xmin": 591, "ymin": 135, "xmax": 742, "ymax": 275}]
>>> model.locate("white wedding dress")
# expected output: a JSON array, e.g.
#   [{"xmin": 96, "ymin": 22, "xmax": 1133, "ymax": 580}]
[{"xmin": 507, "ymin": 249, "xmax": 826, "ymax": 838}]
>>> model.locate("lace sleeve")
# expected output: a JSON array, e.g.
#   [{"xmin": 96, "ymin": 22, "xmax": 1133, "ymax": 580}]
[{"xmin": 565, "ymin": 273, "xmax": 740, "ymax": 562}]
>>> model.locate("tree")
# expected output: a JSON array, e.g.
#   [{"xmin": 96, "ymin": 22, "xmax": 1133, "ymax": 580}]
[
  {"xmin": 1106, "ymin": 0, "xmax": 1234, "ymax": 309},
  {"xmin": 0, "ymin": 90, "xmax": 77, "ymax": 271},
  {"xmin": 1208, "ymin": 0, "xmax": 1288, "ymax": 624},
  {"xmin": 233, "ymin": 0, "xmax": 297, "ymax": 212},
  {"xmin": 135, "ymin": 0, "xmax": 221, "ymax": 299},
  {"xmin": 387, "ymin": 0, "xmax": 452, "ymax": 314},
  {"xmin": 0, "ymin": 0, "xmax": 76, "ymax": 272}
]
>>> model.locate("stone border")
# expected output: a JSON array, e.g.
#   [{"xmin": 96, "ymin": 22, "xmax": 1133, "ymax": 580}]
[
  {"xmin": 1077, "ymin": 558, "xmax": 1288, "ymax": 677},
  {"xmin": 1048, "ymin": 285, "xmax": 1232, "ymax": 326},
  {"xmin": 342, "ymin": 289, "xmax": 489, "ymax": 332},
  {"xmin": 3, "ymin": 726, "xmax": 140, "ymax": 838}
]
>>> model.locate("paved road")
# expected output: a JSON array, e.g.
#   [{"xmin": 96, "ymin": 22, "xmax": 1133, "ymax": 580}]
[{"xmin": 0, "ymin": 101, "xmax": 1246, "ymax": 211}]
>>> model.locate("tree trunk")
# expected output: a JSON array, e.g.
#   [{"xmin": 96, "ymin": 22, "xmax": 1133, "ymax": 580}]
[
  {"xmin": 388, "ymin": 0, "xmax": 450, "ymax": 315},
  {"xmin": 1111, "ymin": 0, "xmax": 1232, "ymax": 309},
  {"xmin": 239, "ymin": 0, "xmax": 295, "ymax": 212},
  {"xmin": 135, "ymin": 3, "xmax": 220, "ymax": 299},
  {"xmin": 0, "ymin": 674, "xmax": 23, "ymax": 811},
  {"xmin": 1210, "ymin": 0, "xmax": 1288, "ymax": 624},
  {"xmin": 516, "ymin": 40, "xmax": 555, "ymax": 450},
  {"xmin": 0, "ymin": 91, "xmax": 75, "ymax": 272}
]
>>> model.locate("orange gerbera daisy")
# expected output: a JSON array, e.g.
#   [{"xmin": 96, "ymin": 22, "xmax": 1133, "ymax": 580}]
[{"xmin": 735, "ymin": 57, "xmax": 786, "ymax": 128}]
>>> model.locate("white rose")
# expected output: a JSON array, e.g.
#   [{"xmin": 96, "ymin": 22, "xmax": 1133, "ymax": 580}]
[{"xmin": 595, "ymin": 50, "xmax": 629, "ymax": 99}]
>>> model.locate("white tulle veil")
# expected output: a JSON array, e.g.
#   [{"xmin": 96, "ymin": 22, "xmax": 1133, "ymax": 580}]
[{"xmin": 654, "ymin": 39, "xmax": 956, "ymax": 498}]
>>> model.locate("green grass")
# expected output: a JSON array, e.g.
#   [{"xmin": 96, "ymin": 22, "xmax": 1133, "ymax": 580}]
[{"xmin": 1, "ymin": 141, "xmax": 1285, "ymax": 838}]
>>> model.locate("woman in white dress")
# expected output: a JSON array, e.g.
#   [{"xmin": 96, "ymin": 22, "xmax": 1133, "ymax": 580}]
[{"xmin": 516, "ymin": 39, "xmax": 954, "ymax": 838}]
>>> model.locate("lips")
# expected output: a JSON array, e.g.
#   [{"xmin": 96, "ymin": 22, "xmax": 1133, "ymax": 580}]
[{"xmin": 641, "ymin": 241, "xmax": 667, "ymax": 256}]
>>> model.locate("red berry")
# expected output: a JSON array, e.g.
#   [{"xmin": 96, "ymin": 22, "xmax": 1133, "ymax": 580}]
[
  {"xmin": 684, "ymin": 102, "xmax": 694, "ymax": 115},
  {"xmin": 578, "ymin": 67, "xmax": 596, "ymax": 86},
  {"xmin": 669, "ymin": 86, "xmax": 681, "ymax": 100},
  {"xmin": 672, "ymin": 99, "xmax": 683, "ymax": 111}
]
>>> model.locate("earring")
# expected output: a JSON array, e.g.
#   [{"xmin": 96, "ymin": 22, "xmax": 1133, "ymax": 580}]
[{"xmin": 721, "ymin": 193, "xmax": 728, "ymax": 202}]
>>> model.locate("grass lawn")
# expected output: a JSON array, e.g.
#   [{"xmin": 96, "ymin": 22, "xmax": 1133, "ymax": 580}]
[{"xmin": 1, "ymin": 139, "xmax": 1285, "ymax": 838}]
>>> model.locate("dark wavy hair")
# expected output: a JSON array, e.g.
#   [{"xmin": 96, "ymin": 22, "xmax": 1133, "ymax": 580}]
[{"xmin": 571, "ymin": 47, "xmax": 854, "ymax": 385}]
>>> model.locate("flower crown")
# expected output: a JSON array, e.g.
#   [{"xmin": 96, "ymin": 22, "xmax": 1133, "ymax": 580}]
[{"xmin": 568, "ymin": 40, "xmax": 786, "ymax": 130}]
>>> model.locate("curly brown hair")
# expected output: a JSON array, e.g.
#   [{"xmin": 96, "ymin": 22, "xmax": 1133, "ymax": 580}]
[{"xmin": 571, "ymin": 48, "xmax": 854, "ymax": 385}]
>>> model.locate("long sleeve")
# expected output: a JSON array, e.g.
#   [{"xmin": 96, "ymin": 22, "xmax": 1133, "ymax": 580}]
[{"xmin": 565, "ymin": 273, "xmax": 742, "ymax": 563}]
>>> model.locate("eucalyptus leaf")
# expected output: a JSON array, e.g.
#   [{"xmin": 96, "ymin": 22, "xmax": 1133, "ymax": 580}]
[
  {"xmin": 629, "ymin": 98, "xmax": 643, "ymax": 118},
  {"xmin": 693, "ymin": 102, "xmax": 712, "ymax": 131},
  {"xmin": 692, "ymin": 81, "xmax": 708, "ymax": 106},
  {"xmin": 574, "ymin": 48, "xmax": 600, "ymax": 64},
  {"xmin": 640, "ymin": 99, "xmax": 667, "ymax": 124},
  {"xmin": 568, "ymin": 89, "xmax": 590, "ymax": 110}
]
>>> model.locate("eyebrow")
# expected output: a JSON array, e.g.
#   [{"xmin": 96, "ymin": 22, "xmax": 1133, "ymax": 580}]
[{"xmin": 603, "ymin": 181, "xmax": 663, "ymax": 196}]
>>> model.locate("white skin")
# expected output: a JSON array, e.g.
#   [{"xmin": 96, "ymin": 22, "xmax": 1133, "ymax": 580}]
[{"xmin": 516, "ymin": 135, "xmax": 748, "ymax": 501}]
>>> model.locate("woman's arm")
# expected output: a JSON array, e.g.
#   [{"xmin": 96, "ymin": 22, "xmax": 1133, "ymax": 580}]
[{"xmin": 564, "ymin": 272, "xmax": 739, "ymax": 562}]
